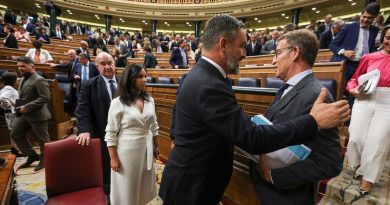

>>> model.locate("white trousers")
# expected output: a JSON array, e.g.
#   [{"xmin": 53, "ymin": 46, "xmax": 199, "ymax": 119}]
[{"xmin": 347, "ymin": 87, "xmax": 390, "ymax": 183}]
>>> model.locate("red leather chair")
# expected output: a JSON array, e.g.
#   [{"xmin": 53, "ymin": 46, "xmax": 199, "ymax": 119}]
[{"xmin": 44, "ymin": 138, "xmax": 107, "ymax": 205}]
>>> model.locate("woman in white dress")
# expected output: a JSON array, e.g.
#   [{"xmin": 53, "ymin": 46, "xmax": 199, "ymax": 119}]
[{"xmin": 105, "ymin": 63, "xmax": 159, "ymax": 205}]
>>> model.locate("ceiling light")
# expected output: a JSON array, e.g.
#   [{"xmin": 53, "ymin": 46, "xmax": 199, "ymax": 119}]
[
  {"xmin": 145, "ymin": 23, "xmax": 148, "ymax": 25},
  {"xmin": 281, "ymin": 13, "xmax": 285, "ymax": 16},
  {"xmin": 167, "ymin": 24, "xmax": 170, "ymax": 26},
  {"xmin": 351, "ymin": 2, "xmax": 356, "ymax": 5},
  {"xmin": 69, "ymin": 12, "xmax": 72, "ymax": 14},
  {"xmin": 316, "ymin": 10, "xmax": 320, "ymax": 13},
  {"xmin": 285, "ymin": 16, "xmax": 289, "ymax": 19},
  {"xmin": 189, "ymin": 24, "xmax": 192, "ymax": 27},
  {"xmin": 164, "ymin": 22, "xmax": 168, "ymax": 24},
  {"xmin": 36, "ymin": 5, "xmax": 41, "ymax": 8},
  {"xmin": 312, "ymin": 7, "xmax": 316, "ymax": 10},
  {"xmin": 119, "ymin": 18, "xmax": 123, "ymax": 20},
  {"xmin": 186, "ymin": 22, "xmax": 189, "ymax": 24},
  {"xmin": 142, "ymin": 20, "xmax": 146, "ymax": 23},
  {"xmin": 348, "ymin": 0, "xmax": 352, "ymax": 1},
  {"xmin": 258, "ymin": 20, "xmax": 261, "ymax": 23},
  {"xmin": 67, "ymin": 10, "xmax": 71, "ymax": 12},
  {"xmin": 254, "ymin": 17, "xmax": 258, "ymax": 20}
]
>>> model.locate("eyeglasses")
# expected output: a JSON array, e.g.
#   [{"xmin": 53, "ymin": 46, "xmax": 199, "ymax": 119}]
[{"xmin": 274, "ymin": 47, "xmax": 293, "ymax": 58}]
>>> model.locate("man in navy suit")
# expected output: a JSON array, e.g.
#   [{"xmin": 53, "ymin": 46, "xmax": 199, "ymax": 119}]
[
  {"xmin": 76, "ymin": 52, "xmax": 118, "ymax": 197},
  {"xmin": 246, "ymin": 34, "xmax": 262, "ymax": 56},
  {"xmin": 159, "ymin": 14, "xmax": 350, "ymax": 205},
  {"xmin": 169, "ymin": 39, "xmax": 189, "ymax": 69},
  {"xmin": 319, "ymin": 19, "xmax": 344, "ymax": 49},
  {"xmin": 73, "ymin": 53, "xmax": 99, "ymax": 96},
  {"xmin": 251, "ymin": 29, "xmax": 342, "ymax": 205},
  {"xmin": 329, "ymin": 3, "xmax": 380, "ymax": 83},
  {"xmin": 21, "ymin": 17, "xmax": 34, "ymax": 35}
]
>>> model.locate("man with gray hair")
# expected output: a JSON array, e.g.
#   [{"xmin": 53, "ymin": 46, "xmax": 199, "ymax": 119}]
[
  {"xmin": 76, "ymin": 52, "xmax": 119, "ymax": 197},
  {"xmin": 320, "ymin": 19, "xmax": 345, "ymax": 49},
  {"xmin": 159, "ymin": 14, "xmax": 350, "ymax": 204},
  {"xmin": 11, "ymin": 56, "xmax": 51, "ymax": 171}
]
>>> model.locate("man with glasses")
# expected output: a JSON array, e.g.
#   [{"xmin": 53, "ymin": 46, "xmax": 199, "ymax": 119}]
[
  {"xmin": 250, "ymin": 29, "xmax": 342, "ymax": 205},
  {"xmin": 75, "ymin": 52, "xmax": 119, "ymax": 199},
  {"xmin": 159, "ymin": 14, "xmax": 350, "ymax": 205}
]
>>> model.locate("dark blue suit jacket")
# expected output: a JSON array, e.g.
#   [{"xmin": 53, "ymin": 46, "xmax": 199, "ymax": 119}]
[
  {"xmin": 159, "ymin": 58, "xmax": 319, "ymax": 205},
  {"xmin": 169, "ymin": 47, "xmax": 189, "ymax": 68},
  {"xmin": 73, "ymin": 62, "xmax": 99, "ymax": 94},
  {"xmin": 329, "ymin": 22, "xmax": 379, "ymax": 62}
]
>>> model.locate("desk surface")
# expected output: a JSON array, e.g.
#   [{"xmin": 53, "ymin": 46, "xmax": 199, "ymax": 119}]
[{"xmin": 0, "ymin": 153, "xmax": 16, "ymax": 205}]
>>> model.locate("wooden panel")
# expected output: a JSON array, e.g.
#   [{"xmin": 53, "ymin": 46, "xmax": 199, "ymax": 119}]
[{"xmin": 0, "ymin": 153, "xmax": 16, "ymax": 205}]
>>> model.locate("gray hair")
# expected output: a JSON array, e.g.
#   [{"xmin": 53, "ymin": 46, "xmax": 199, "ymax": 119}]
[
  {"xmin": 95, "ymin": 52, "xmax": 114, "ymax": 65},
  {"xmin": 331, "ymin": 19, "xmax": 345, "ymax": 28},
  {"xmin": 201, "ymin": 14, "xmax": 244, "ymax": 50},
  {"xmin": 278, "ymin": 29, "xmax": 319, "ymax": 67},
  {"xmin": 16, "ymin": 56, "xmax": 34, "ymax": 65}
]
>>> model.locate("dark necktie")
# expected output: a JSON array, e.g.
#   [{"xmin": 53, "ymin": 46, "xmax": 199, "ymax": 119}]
[
  {"xmin": 109, "ymin": 80, "xmax": 116, "ymax": 99},
  {"xmin": 273, "ymin": 83, "xmax": 290, "ymax": 103}
]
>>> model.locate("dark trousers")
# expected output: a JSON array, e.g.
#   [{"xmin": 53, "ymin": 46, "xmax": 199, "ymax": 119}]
[
  {"xmin": 344, "ymin": 60, "xmax": 360, "ymax": 109},
  {"xmin": 10, "ymin": 117, "xmax": 50, "ymax": 159},
  {"xmin": 99, "ymin": 139, "xmax": 111, "ymax": 195}
]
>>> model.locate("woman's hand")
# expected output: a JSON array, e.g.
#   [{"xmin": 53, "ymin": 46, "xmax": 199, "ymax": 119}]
[
  {"xmin": 110, "ymin": 157, "xmax": 121, "ymax": 172},
  {"xmin": 154, "ymin": 147, "xmax": 160, "ymax": 161},
  {"xmin": 349, "ymin": 87, "xmax": 364, "ymax": 98}
]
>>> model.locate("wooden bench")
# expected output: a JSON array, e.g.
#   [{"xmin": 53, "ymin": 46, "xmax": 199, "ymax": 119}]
[{"xmin": 127, "ymin": 57, "xmax": 196, "ymax": 69}]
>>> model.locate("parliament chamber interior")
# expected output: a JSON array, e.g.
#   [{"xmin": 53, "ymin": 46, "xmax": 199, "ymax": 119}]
[{"xmin": 0, "ymin": 0, "xmax": 389, "ymax": 204}]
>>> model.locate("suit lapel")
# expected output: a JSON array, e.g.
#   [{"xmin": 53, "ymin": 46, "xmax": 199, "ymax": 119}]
[
  {"xmin": 97, "ymin": 76, "xmax": 111, "ymax": 107},
  {"xmin": 265, "ymin": 74, "xmax": 315, "ymax": 120},
  {"xmin": 19, "ymin": 73, "xmax": 37, "ymax": 95}
]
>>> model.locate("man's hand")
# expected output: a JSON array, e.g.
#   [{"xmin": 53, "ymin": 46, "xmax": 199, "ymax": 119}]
[
  {"xmin": 174, "ymin": 65, "xmax": 179, "ymax": 69},
  {"xmin": 343, "ymin": 50, "xmax": 355, "ymax": 59},
  {"xmin": 49, "ymin": 63, "xmax": 57, "ymax": 68},
  {"xmin": 310, "ymin": 88, "xmax": 350, "ymax": 129},
  {"xmin": 76, "ymin": 132, "xmax": 91, "ymax": 146},
  {"xmin": 257, "ymin": 155, "xmax": 272, "ymax": 183},
  {"xmin": 19, "ymin": 106, "xmax": 27, "ymax": 114},
  {"xmin": 74, "ymin": 75, "xmax": 81, "ymax": 80}
]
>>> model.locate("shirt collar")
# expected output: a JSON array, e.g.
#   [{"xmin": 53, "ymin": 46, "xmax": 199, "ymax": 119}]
[
  {"xmin": 286, "ymin": 69, "xmax": 313, "ymax": 86},
  {"xmin": 201, "ymin": 56, "xmax": 227, "ymax": 78},
  {"xmin": 102, "ymin": 75, "xmax": 116, "ymax": 83}
]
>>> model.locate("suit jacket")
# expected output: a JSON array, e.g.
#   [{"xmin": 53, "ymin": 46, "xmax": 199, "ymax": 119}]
[
  {"xmin": 18, "ymin": 73, "xmax": 51, "ymax": 122},
  {"xmin": 50, "ymin": 29, "xmax": 66, "ymax": 40},
  {"xmin": 76, "ymin": 48, "xmax": 90, "ymax": 59},
  {"xmin": 143, "ymin": 53, "xmax": 157, "ymax": 68},
  {"xmin": 55, "ymin": 57, "xmax": 80, "ymax": 80},
  {"xmin": 73, "ymin": 62, "xmax": 99, "ymax": 93},
  {"xmin": 76, "ymin": 75, "xmax": 118, "ymax": 140},
  {"xmin": 329, "ymin": 22, "xmax": 379, "ymax": 62},
  {"xmin": 61, "ymin": 24, "xmax": 74, "ymax": 35},
  {"xmin": 246, "ymin": 41, "xmax": 262, "ymax": 56},
  {"xmin": 24, "ymin": 23, "xmax": 35, "ymax": 34},
  {"xmin": 35, "ymin": 33, "xmax": 51, "ymax": 44},
  {"xmin": 4, "ymin": 34, "xmax": 18, "ymax": 49},
  {"xmin": 319, "ymin": 29, "xmax": 333, "ymax": 49},
  {"xmin": 159, "ymin": 58, "xmax": 319, "ymax": 205},
  {"xmin": 261, "ymin": 39, "xmax": 277, "ymax": 55},
  {"xmin": 169, "ymin": 48, "xmax": 189, "ymax": 68},
  {"xmin": 251, "ymin": 74, "xmax": 342, "ymax": 205}
]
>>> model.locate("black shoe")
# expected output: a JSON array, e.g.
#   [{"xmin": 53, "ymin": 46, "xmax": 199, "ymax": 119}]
[
  {"xmin": 353, "ymin": 174, "xmax": 363, "ymax": 180},
  {"xmin": 10, "ymin": 148, "xmax": 24, "ymax": 157},
  {"xmin": 359, "ymin": 189, "xmax": 370, "ymax": 196},
  {"xmin": 34, "ymin": 162, "xmax": 44, "ymax": 171},
  {"xmin": 19, "ymin": 155, "xmax": 40, "ymax": 169}
]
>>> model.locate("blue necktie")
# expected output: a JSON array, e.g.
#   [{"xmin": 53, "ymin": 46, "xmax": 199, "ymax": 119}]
[
  {"xmin": 362, "ymin": 29, "xmax": 369, "ymax": 55},
  {"xmin": 273, "ymin": 83, "xmax": 290, "ymax": 103},
  {"xmin": 109, "ymin": 80, "xmax": 116, "ymax": 99},
  {"xmin": 82, "ymin": 65, "xmax": 87, "ymax": 81}
]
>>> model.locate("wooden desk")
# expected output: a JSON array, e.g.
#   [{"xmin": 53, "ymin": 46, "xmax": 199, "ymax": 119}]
[{"xmin": 0, "ymin": 153, "xmax": 16, "ymax": 205}]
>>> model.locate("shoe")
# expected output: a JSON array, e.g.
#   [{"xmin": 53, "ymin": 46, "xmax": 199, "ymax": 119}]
[
  {"xmin": 34, "ymin": 163, "xmax": 44, "ymax": 171},
  {"xmin": 359, "ymin": 189, "xmax": 370, "ymax": 196},
  {"xmin": 19, "ymin": 155, "xmax": 40, "ymax": 169},
  {"xmin": 10, "ymin": 148, "xmax": 24, "ymax": 157},
  {"xmin": 0, "ymin": 158, "xmax": 7, "ymax": 169}
]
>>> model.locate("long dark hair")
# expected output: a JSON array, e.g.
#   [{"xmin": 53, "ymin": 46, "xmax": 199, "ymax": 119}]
[{"xmin": 117, "ymin": 64, "xmax": 149, "ymax": 106}]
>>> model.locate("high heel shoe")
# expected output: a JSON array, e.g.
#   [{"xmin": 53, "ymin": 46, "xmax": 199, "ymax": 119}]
[
  {"xmin": 353, "ymin": 173, "xmax": 362, "ymax": 180},
  {"xmin": 359, "ymin": 189, "xmax": 370, "ymax": 196}
]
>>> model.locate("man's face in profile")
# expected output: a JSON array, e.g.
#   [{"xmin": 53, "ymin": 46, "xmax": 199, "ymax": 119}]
[{"xmin": 225, "ymin": 28, "xmax": 247, "ymax": 74}]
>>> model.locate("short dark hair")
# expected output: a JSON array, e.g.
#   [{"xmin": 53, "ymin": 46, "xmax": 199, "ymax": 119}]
[
  {"xmin": 117, "ymin": 64, "xmax": 149, "ymax": 105},
  {"xmin": 144, "ymin": 46, "xmax": 152, "ymax": 53},
  {"xmin": 78, "ymin": 53, "xmax": 89, "ymax": 60},
  {"xmin": 201, "ymin": 14, "xmax": 244, "ymax": 50},
  {"xmin": 32, "ymin": 40, "xmax": 42, "ymax": 49},
  {"xmin": 363, "ymin": 2, "xmax": 380, "ymax": 17},
  {"xmin": 1, "ymin": 72, "xmax": 17, "ymax": 86},
  {"xmin": 16, "ymin": 56, "xmax": 34, "ymax": 65},
  {"xmin": 380, "ymin": 25, "xmax": 390, "ymax": 44},
  {"xmin": 278, "ymin": 29, "xmax": 319, "ymax": 67}
]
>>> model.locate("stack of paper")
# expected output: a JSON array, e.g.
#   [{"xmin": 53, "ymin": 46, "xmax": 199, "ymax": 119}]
[
  {"xmin": 357, "ymin": 69, "xmax": 380, "ymax": 94},
  {"xmin": 236, "ymin": 114, "xmax": 311, "ymax": 169}
]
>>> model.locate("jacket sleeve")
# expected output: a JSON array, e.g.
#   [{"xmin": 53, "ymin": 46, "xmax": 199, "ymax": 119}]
[
  {"xmin": 76, "ymin": 80, "xmax": 93, "ymax": 134},
  {"xmin": 24, "ymin": 78, "xmax": 50, "ymax": 113},
  {"xmin": 329, "ymin": 25, "xmax": 349, "ymax": 56}
]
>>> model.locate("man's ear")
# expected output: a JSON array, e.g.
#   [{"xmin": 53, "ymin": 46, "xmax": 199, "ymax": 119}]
[
  {"xmin": 292, "ymin": 46, "xmax": 300, "ymax": 62},
  {"xmin": 220, "ymin": 37, "xmax": 228, "ymax": 53}
]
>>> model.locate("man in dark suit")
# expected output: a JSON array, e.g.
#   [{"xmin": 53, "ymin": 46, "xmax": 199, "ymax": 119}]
[
  {"xmin": 169, "ymin": 39, "xmax": 189, "ymax": 69},
  {"xmin": 0, "ymin": 17, "xmax": 5, "ymax": 38},
  {"xmin": 251, "ymin": 30, "xmax": 342, "ymax": 205},
  {"xmin": 329, "ymin": 3, "xmax": 380, "ymax": 83},
  {"xmin": 159, "ymin": 14, "xmax": 350, "ymax": 205},
  {"xmin": 61, "ymin": 21, "xmax": 74, "ymax": 35},
  {"xmin": 73, "ymin": 53, "xmax": 99, "ymax": 96},
  {"xmin": 76, "ymin": 41, "xmax": 90, "ymax": 60},
  {"xmin": 76, "ymin": 52, "xmax": 118, "ymax": 196},
  {"xmin": 318, "ymin": 14, "xmax": 333, "ymax": 34},
  {"xmin": 21, "ymin": 17, "xmax": 35, "ymax": 35},
  {"xmin": 261, "ymin": 30, "xmax": 280, "ymax": 55},
  {"xmin": 74, "ymin": 23, "xmax": 85, "ymax": 35},
  {"xmin": 50, "ymin": 24, "xmax": 66, "ymax": 40},
  {"xmin": 319, "ymin": 19, "xmax": 344, "ymax": 49},
  {"xmin": 246, "ymin": 34, "xmax": 262, "ymax": 56},
  {"xmin": 186, "ymin": 34, "xmax": 197, "ymax": 52},
  {"xmin": 11, "ymin": 57, "xmax": 51, "ymax": 171}
]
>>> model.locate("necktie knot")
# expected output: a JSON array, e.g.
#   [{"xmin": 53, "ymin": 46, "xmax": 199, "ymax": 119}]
[{"xmin": 274, "ymin": 83, "xmax": 290, "ymax": 102}]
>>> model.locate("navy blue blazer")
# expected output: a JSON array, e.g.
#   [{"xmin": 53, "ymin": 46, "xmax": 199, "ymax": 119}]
[
  {"xmin": 329, "ymin": 22, "xmax": 379, "ymax": 62},
  {"xmin": 73, "ymin": 62, "xmax": 99, "ymax": 93},
  {"xmin": 169, "ymin": 47, "xmax": 189, "ymax": 68},
  {"xmin": 159, "ymin": 58, "xmax": 319, "ymax": 205}
]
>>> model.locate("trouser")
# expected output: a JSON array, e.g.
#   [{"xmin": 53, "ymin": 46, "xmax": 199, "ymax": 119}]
[
  {"xmin": 347, "ymin": 87, "xmax": 390, "ymax": 183},
  {"xmin": 10, "ymin": 116, "xmax": 50, "ymax": 159}
]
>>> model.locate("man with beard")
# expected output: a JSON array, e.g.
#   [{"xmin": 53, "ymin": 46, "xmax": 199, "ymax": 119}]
[
  {"xmin": 11, "ymin": 56, "xmax": 51, "ymax": 171},
  {"xmin": 159, "ymin": 14, "xmax": 351, "ymax": 205}
]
